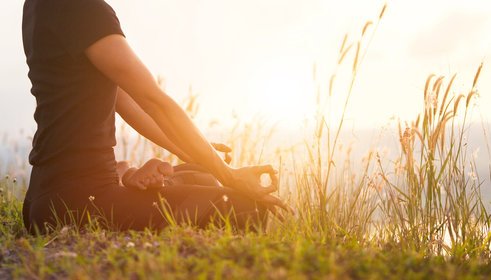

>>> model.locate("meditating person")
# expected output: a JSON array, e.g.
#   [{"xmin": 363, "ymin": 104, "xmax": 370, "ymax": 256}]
[{"xmin": 21, "ymin": 0, "xmax": 286, "ymax": 234}]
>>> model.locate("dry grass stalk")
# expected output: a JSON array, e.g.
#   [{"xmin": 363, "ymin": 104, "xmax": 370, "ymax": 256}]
[{"xmin": 362, "ymin": 21, "xmax": 373, "ymax": 37}]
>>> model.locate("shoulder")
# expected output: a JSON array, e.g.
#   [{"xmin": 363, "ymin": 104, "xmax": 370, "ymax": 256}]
[
  {"xmin": 39, "ymin": 0, "xmax": 114, "ymax": 11},
  {"xmin": 40, "ymin": 0, "xmax": 118, "ymax": 25}
]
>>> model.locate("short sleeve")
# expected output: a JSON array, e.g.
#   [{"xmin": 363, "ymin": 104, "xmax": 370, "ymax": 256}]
[{"xmin": 48, "ymin": 0, "xmax": 125, "ymax": 57}]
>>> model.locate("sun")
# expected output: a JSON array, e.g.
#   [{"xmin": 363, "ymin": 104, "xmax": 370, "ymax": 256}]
[{"xmin": 244, "ymin": 60, "xmax": 317, "ymax": 127}]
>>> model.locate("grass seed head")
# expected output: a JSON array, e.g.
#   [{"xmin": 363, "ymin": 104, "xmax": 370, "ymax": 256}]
[
  {"xmin": 353, "ymin": 42, "xmax": 360, "ymax": 73},
  {"xmin": 362, "ymin": 21, "xmax": 373, "ymax": 37},
  {"xmin": 339, "ymin": 33, "xmax": 348, "ymax": 54},
  {"xmin": 379, "ymin": 4, "xmax": 387, "ymax": 20},
  {"xmin": 472, "ymin": 62, "xmax": 483, "ymax": 88}
]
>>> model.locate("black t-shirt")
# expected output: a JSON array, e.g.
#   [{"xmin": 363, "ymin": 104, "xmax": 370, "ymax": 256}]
[{"xmin": 22, "ymin": 0, "xmax": 124, "ymax": 167}]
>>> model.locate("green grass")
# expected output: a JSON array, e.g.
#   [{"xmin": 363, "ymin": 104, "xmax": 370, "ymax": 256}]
[{"xmin": 1, "ymin": 177, "xmax": 491, "ymax": 279}]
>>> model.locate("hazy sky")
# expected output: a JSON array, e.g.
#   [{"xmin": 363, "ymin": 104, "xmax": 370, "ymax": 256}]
[{"xmin": 1, "ymin": 0, "xmax": 490, "ymax": 136}]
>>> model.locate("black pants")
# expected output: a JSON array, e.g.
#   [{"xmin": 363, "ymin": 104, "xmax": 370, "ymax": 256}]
[{"xmin": 23, "ymin": 163, "xmax": 268, "ymax": 234}]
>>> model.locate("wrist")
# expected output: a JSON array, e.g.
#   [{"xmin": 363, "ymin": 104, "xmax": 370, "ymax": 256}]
[
  {"xmin": 217, "ymin": 165, "xmax": 235, "ymax": 187},
  {"xmin": 204, "ymin": 153, "xmax": 235, "ymax": 187}
]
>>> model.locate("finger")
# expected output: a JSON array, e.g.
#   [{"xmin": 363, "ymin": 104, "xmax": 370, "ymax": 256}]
[
  {"xmin": 266, "ymin": 205, "xmax": 285, "ymax": 222},
  {"xmin": 143, "ymin": 178, "xmax": 151, "ymax": 187},
  {"xmin": 259, "ymin": 194, "xmax": 289, "ymax": 212},
  {"xmin": 135, "ymin": 181, "xmax": 147, "ymax": 191},
  {"xmin": 158, "ymin": 162, "xmax": 174, "ymax": 176},
  {"xmin": 259, "ymin": 169, "xmax": 279, "ymax": 195},
  {"xmin": 265, "ymin": 171, "xmax": 279, "ymax": 193},
  {"xmin": 211, "ymin": 142, "xmax": 232, "ymax": 153},
  {"xmin": 148, "ymin": 177, "xmax": 164, "ymax": 188},
  {"xmin": 271, "ymin": 196, "xmax": 294, "ymax": 215},
  {"xmin": 150, "ymin": 177, "xmax": 159, "ymax": 185},
  {"xmin": 245, "ymin": 182, "xmax": 276, "ymax": 198},
  {"xmin": 269, "ymin": 170, "xmax": 279, "ymax": 187},
  {"xmin": 151, "ymin": 173, "xmax": 165, "ymax": 182},
  {"xmin": 224, "ymin": 153, "xmax": 232, "ymax": 165},
  {"xmin": 259, "ymin": 184, "xmax": 278, "ymax": 195},
  {"xmin": 157, "ymin": 175, "xmax": 165, "ymax": 187},
  {"xmin": 252, "ymin": 165, "xmax": 277, "ymax": 176}
]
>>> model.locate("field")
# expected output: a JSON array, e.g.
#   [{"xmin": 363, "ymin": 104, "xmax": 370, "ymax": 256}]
[{"xmin": 2, "ymin": 5, "xmax": 491, "ymax": 279}]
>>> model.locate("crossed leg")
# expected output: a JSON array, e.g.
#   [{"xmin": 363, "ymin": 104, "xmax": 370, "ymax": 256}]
[{"xmin": 24, "ymin": 159, "xmax": 268, "ymax": 234}]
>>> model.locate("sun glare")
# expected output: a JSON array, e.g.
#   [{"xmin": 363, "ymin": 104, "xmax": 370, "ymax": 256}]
[{"xmin": 245, "ymin": 63, "xmax": 317, "ymax": 126}]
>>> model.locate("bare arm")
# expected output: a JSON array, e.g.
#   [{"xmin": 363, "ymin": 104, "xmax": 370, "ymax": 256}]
[
  {"xmin": 115, "ymin": 87, "xmax": 193, "ymax": 163},
  {"xmin": 85, "ymin": 34, "xmax": 283, "ymax": 207}
]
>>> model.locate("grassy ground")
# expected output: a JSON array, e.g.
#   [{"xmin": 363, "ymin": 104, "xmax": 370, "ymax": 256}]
[{"xmin": 1, "ymin": 192, "xmax": 491, "ymax": 280}]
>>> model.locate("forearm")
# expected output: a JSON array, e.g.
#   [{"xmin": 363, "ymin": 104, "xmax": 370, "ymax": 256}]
[
  {"xmin": 116, "ymin": 88, "xmax": 193, "ymax": 163},
  {"xmin": 138, "ymin": 87, "xmax": 233, "ymax": 185}
]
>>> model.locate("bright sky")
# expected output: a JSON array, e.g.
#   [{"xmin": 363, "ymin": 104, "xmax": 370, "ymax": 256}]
[{"xmin": 1, "ymin": 0, "xmax": 490, "ymax": 135}]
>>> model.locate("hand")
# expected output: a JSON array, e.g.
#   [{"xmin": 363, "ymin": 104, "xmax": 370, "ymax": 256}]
[
  {"xmin": 229, "ymin": 165, "xmax": 277, "ymax": 195},
  {"xmin": 211, "ymin": 142, "xmax": 232, "ymax": 164},
  {"xmin": 122, "ymin": 159, "xmax": 174, "ymax": 190},
  {"xmin": 227, "ymin": 165, "xmax": 290, "ymax": 213}
]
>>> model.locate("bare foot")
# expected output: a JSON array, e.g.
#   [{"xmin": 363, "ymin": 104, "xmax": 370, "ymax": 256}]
[{"xmin": 122, "ymin": 159, "xmax": 173, "ymax": 190}]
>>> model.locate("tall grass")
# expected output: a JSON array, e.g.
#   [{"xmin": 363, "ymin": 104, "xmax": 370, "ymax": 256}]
[
  {"xmin": 377, "ymin": 67, "xmax": 490, "ymax": 257},
  {"xmin": 290, "ymin": 5, "xmax": 387, "ymax": 241},
  {"xmin": 282, "ymin": 3, "xmax": 490, "ymax": 260}
]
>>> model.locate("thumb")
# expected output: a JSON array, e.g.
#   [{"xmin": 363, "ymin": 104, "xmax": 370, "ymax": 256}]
[{"xmin": 211, "ymin": 142, "xmax": 232, "ymax": 153}]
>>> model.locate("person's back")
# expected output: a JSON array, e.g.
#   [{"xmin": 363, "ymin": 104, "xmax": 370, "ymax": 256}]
[{"xmin": 23, "ymin": 0, "xmax": 123, "ymax": 168}]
